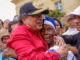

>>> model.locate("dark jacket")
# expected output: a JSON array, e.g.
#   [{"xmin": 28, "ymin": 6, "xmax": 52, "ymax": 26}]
[{"xmin": 62, "ymin": 32, "xmax": 80, "ymax": 60}]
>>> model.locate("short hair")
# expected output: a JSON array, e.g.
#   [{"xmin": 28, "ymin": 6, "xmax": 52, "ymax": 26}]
[
  {"xmin": 54, "ymin": 18, "xmax": 62, "ymax": 28},
  {"xmin": 8, "ymin": 21, "xmax": 18, "ymax": 33},
  {"xmin": 0, "ymin": 19, "xmax": 3, "ymax": 25}
]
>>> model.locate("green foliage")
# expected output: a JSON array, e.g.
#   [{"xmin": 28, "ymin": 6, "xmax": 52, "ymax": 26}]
[
  {"xmin": 46, "ymin": 9, "xmax": 63, "ymax": 20},
  {"xmin": 64, "ymin": 24, "xmax": 70, "ymax": 30}
]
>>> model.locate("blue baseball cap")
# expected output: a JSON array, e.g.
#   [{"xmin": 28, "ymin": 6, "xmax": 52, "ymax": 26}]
[{"xmin": 20, "ymin": 2, "xmax": 49, "ymax": 16}]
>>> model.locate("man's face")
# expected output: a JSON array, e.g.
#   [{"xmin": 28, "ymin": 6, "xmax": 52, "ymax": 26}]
[
  {"xmin": 0, "ymin": 21, "xmax": 3, "ymax": 29},
  {"xmin": 3, "ymin": 20, "xmax": 10, "ymax": 29},
  {"xmin": 68, "ymin": 19, "xmax": 76, "ymax": 27},
  {"xmin": 41, "ymin": 24, "xmax": 55, "ymax": 44},
  {"xmin": 74, "ymin": 15, "xmax": 80, "ymax": 31},
  {"xmin": 25, "ymin": 14, "xmax": 43, "ymax": 31}
]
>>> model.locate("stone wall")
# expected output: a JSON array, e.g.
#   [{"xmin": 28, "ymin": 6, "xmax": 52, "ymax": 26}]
[{"xmin": 12, "ymin": 0, "xmax": 80, "ymax": 15}]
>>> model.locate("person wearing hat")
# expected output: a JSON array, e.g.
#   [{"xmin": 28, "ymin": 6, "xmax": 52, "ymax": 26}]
[
  {"xmin": 0, "ymin": 32, "xmax": 16, "ymax": 60},
  {"xmin": 42, "ymin": 16, "xmax": 77, "ymax": 60},
  {"xmin": 41, "ymin": 16, "xmax": 56, "ymax": 48},
  {"xmin": 62, "ymin": 15, "xmax": 79, "ymax": 35},
  {"xmin": 57, "ymin": 6, "xmax": 80, "ymax": 60},
  {"xmin": 0, "ymin": 32, "xmax": 10, "ymax": 52},
  {"xmin": 6, "ymin": 2, "xmax": 68, "ymax": 60}
]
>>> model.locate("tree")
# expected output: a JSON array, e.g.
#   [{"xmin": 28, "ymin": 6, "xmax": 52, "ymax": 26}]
[{"xmin": 47, "ymin": 9, "xmax": 63, "ymax": 20}]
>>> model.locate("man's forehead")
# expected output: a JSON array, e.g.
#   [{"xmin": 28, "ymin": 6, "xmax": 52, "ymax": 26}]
[
  {"xmin": 44, "ymin": 24, "xmax": 54, "ymax": 29},
  {"xmin": 73, "ymin": 15, "xmax": 80, "ymax": 17}
]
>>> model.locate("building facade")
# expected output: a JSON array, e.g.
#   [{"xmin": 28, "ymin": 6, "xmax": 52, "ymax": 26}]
[
  {"xmin": 12, "ymin": 0, "xmax": 80, "ymax": 15},
  {"xmin": 61, "ymin": 0, "xmax": 79, "ymax": 15}
]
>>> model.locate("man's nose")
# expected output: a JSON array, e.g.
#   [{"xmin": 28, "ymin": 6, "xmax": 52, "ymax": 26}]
[
  {"xmin": 46, "ymin": 32, "xmax": 52, "ymax": 36},
  {"xmin": 75, "ymin": 19, "xmax": 80, "ymax": 23}
]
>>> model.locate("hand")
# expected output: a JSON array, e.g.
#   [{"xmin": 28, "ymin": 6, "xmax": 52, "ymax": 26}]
[
  {"xmin": 66, "ymin": 45, "xmax": 78, "ymax": 55},
  {"xmin": 55, "ymin": 37, "xmax": 66, "ymax": 46},
  {"xmin": 3, "ymin": 48, "xmax": 17, "ymax": 58},
  {"xmin": 57, "ymin": 46, "xmax": 68, "ymax": 59}
]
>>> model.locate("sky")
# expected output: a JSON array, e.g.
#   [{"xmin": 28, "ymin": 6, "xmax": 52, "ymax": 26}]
[{"xmin": 0, "ymin": 0, "xmax": 16, "ymax": 21}]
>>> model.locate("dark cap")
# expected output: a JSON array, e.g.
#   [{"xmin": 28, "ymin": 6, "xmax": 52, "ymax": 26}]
[{"xmin": 19, "ymin": 2, "xmax": 49, "ymax": 16}]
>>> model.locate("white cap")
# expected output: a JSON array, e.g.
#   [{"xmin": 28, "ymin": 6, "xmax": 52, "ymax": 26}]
[{"xmin": 70, "ymin": 6, "xmax": 80, "ymax": 16}]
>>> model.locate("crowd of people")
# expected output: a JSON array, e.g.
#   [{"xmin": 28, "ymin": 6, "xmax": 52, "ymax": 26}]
[{"xmin": 0, "ymin": 2, "xmax": 80, "ymax": 60}]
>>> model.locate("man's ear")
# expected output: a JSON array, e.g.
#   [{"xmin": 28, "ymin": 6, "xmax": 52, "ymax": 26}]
[{"xmin": 21, "ymin": 17, "xmax": 25, "ymax": 21}]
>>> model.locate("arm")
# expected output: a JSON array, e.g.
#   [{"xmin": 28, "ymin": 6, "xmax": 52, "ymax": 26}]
[
  {"xmin": 3, "ymin": 48, "xmax": 18, "ymax": 58},
  {"xmin": 8, "ymin": 35, "xmax": 60, "ymax": 60},
  {"xmin": 11, "ymin": 40, "xmax": 60, "ymax": 60},
  {"xmin": 55, "ymin": 36, "xmax": 78, "ymax": 55},
  {"xmin": 66, "ymin": 45, "xmax": 78, "ymax": 55}
]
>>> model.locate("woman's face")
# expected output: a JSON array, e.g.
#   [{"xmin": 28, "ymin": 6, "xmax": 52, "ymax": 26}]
[
  {"xmin": 55, "ymin": 21, "xmax": 61, "ymax": 35},
  {"xmin": 41, "ymin": 24, "xmax": 55, "ymax": 44},
  {"xmin": 3, "ymin": 20, "xmax": 10, "ymax": 29}
]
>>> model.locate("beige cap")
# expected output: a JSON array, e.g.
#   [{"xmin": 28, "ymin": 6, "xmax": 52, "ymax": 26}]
[{"xmin": 0, "ymin": 31, "xmax": 9, "ymax": 42}]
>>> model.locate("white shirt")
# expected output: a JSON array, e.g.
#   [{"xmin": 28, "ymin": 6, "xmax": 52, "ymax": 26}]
[{"xmin": 62, "ymin": 27, "xmax": 79, "ymax": 35}]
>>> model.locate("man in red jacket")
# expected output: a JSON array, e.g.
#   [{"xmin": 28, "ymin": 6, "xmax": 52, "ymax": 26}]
[{"xmin": 7, "ymin": 2, "xmax": 68, "ymax": 60}]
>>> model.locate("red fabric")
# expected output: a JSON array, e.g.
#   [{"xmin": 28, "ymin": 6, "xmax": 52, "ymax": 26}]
[{"xmin": 7, "ymin": 24, "xmax": 60, "ymax": 60}]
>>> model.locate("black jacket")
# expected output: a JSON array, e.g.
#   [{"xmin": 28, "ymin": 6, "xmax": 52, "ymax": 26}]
[{"xmin": 62, "ymin": 32, "xmax": 80, "ymax": 60}]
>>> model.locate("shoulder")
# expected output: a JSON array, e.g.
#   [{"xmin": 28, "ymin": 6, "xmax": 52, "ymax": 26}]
[{"xmin": 12, "ymin": 24, "xmax": 28, "ymax": 35}]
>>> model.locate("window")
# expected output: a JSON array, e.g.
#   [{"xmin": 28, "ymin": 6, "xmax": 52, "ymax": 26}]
[{"xmin": 55, "ymin": 1, "xmax": 63, "ymax": 13}]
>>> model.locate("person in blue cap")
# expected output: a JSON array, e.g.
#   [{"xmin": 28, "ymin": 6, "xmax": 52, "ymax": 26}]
[
  {"xmin": 41, "ymin": 16, "xmax": 77, "ymax": 60},
  {"xmin": 41, "ymin": 16, "xmax": 56, "ymax": 48}
]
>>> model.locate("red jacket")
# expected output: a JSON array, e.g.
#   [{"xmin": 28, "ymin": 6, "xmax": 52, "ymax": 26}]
[{"xmin": 7, "ymin": 24, "xmax": 60, "ymax": 60}]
